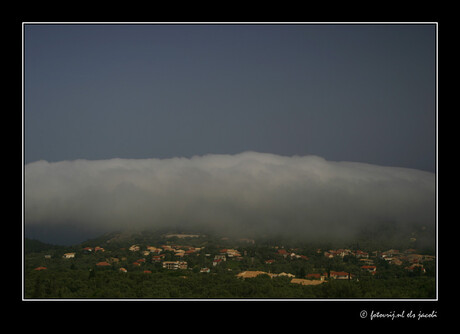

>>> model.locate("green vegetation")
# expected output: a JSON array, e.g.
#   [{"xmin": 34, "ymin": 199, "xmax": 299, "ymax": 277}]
[
  {"xmin": 25, "ymin": 269, "xmax": 435, "ymax": 299},
  {"xmin": 24, "ymin": 230, "xmax": 436, "ymax": 299}
]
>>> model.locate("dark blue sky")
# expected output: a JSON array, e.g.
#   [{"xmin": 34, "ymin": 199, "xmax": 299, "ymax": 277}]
[{"xmin": 24, "ymin": 23, "xmax": 436, "ymax": 172}]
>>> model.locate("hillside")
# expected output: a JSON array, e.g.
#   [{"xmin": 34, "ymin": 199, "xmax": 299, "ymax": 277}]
[
  {"xmin": 24, "ymin": 238, "xmax": 65, "ymax": 254},
  {"xmin": 23, "ymin": 228, "xmax": 436, "ymax": 299}
]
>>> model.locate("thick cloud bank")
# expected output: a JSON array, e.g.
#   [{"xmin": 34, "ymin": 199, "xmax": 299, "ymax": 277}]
[{"xmin": 25, "ymin": 152, "xmax": 435, "ymax": 242}]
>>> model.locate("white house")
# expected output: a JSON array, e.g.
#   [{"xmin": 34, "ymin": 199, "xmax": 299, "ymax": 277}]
[{"xmin": 162, "ymin": 261, "xmax": 188, "ymax": 270}]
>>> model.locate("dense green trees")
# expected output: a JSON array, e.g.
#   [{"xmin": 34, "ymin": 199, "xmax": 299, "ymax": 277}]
[{"xmin": 24, "ymin": 267, "xmax": 436, "ymax": 299}]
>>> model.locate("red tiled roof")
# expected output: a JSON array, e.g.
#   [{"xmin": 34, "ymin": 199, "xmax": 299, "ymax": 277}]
[
  {"xmin": 96, "ymin": 262, "xmax": 110, "ymax": 266},
  {"xmin": 306, "ymin": 273, "xmax": 321, "ymax": 278},
  {"xmin": 34, "ymin": 266, "xmax": 47, "ymax": 271}
]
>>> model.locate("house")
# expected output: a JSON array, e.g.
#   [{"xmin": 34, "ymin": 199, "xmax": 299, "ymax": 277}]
[
  {"xmin": 306, "ymin": 273, "xmax": 321, "ymax": 280},
  {"xmin": 143, "ymin": 270, "xmax": 152, "ymax": 274},
  {"xmin": 174, "ymin": 249, "xmax": 185, "ymax": 257},
  {"xmin": 146, "ymin": 246, "xmax": 161, "ymax": 253},
  {"xmin": 162, "ymin": 261, "xmax": 187, "ymax": 270},
  {"xmin": 324, "ymin": 252, "xmax": 334, "ymax": 259},
  {"xmin": 329, "ymin": 271, "xmax": 352, "ymax": 280},
  {"xmin": 129, "ymin": 245, "xmax": 140, "ymax": 252},
  {"xmin": 96, "ymin": 261, "xmax": 111, "ymax": 267},
  {"xmin": 355, "ymin": 250, "xmax": 369, "ymax": 258},
  {"xmin": 34, "ymin": 266, "xmax": 47, "ymax": 271},
  {"xmin": 406, "ymin": 254, "xmax": 424, "ymax": 263},
  {"xmin": 82, "ymin": 247, "xmax": 93, "ymax": 253},
  {"xmin": 389, "ymin": 258, "xmax": 403, "ymax": 266},
  {"xmin": 361, "ymin": 265, "xmax": 377, "ymax": 274},
  {"xmin": 405, "ymin": 264, "xmax": 426, "ymax": 273},
  {"xmin": 328, "ymin": 249, "xmax": 352, "ymax": 258},
  {"xmin": 62, "ymin": 253, "xmax": 76, "ymax": 259},
  {"xmin": 94, "ymin": 246, "xmax": 105, "ymax": 252},
  {"xmin": 359, "ymin": 258, "xmax": 374, "ymax": 265},
  {"xmin": 178, "ymin": 261, "xmax": 188, "ymax": 270},
  {"xmin": 274, "ymin": 272, "xmax": 295, "ymax": 278},
  {"xmin": 152, "ymin": 254, "xmax": 165, "ymax": 262},
  {"xmin": 290, "ymin": 254, "xmax": 308, "ymax": 260},
  {"xmin": 306, "ymin": 273, "xmax": 328, "ymax": 281},
  {"xmin": 219, "ymin": 248, "xmax": 241, "ymax": 257},
  {"xmin": 213, "ymin": 258, "xmax": 223, "ymax": 266},
  {"xmin": 225, "ymin": 249, "xmax": 241, "ymax": 257},
  {"xmin": 381, "ymin": 249, "xmax": 400, "ymax": 258},
  {"xmin": 119, "ymin": 268, "xmax": 128, "ymax": 273},
  {"xmin": 423, "ymin": 255, "xmax": 435, "ymax": 261},
  {"xmin": 213, "ymin": 255, "xmax": 226, "ymax": 266},
  {"xmin": 265, "ymin": 259, "xmax": 275, "ymax": 264},
  {"xmin": 277, "ymin": 249, "xmax": 289, "ymax": 258},
  {"xmin": 200, "ymin": 268, "xmax": 211, "ymax": 273}
]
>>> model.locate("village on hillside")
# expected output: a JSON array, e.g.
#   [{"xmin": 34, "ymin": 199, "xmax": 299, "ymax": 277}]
[{"xmin": 28, "ymin": 232, "xmax": 436, "ymax": 288}]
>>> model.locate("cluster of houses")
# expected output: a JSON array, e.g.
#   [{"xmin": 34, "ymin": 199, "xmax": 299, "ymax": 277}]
[
  {"xmin": 235, "ymin": 270, "xmax": 357, "ymax": 286},
  {"xmin": 323, "ymin": 247, "xmax": 434, "ymax": 274},
  {"xmin": 323, "ymin": 248, "xmax": 369, "ymax": 259},
  {"xmin": 33, "ymin": 243, "xmax": 200, "ymax": 273},
  {"xmin": 124, "ymin": 244, "xmax": 202, "ymax": 272},
  {"xmin": 83, "ymin": 246, "xmax": 105, "ymax": 253},
  {"xmin": 380, "ymin": 249, "xmax": 434, "ymax": 273},
  {"xmin": 33, "ymin": 241, "xmax": 434, "ymax": 279},
  {"xmin": 80, "ymin": 245, "xmax": 195, "ymax": 273},
  {"xmin": 275, "ymin": 248, "xmax": 309, "ymax": 260},
  {"xmin": 212, "ymin": 248, "xmax": 243, "ymax": 267}
]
